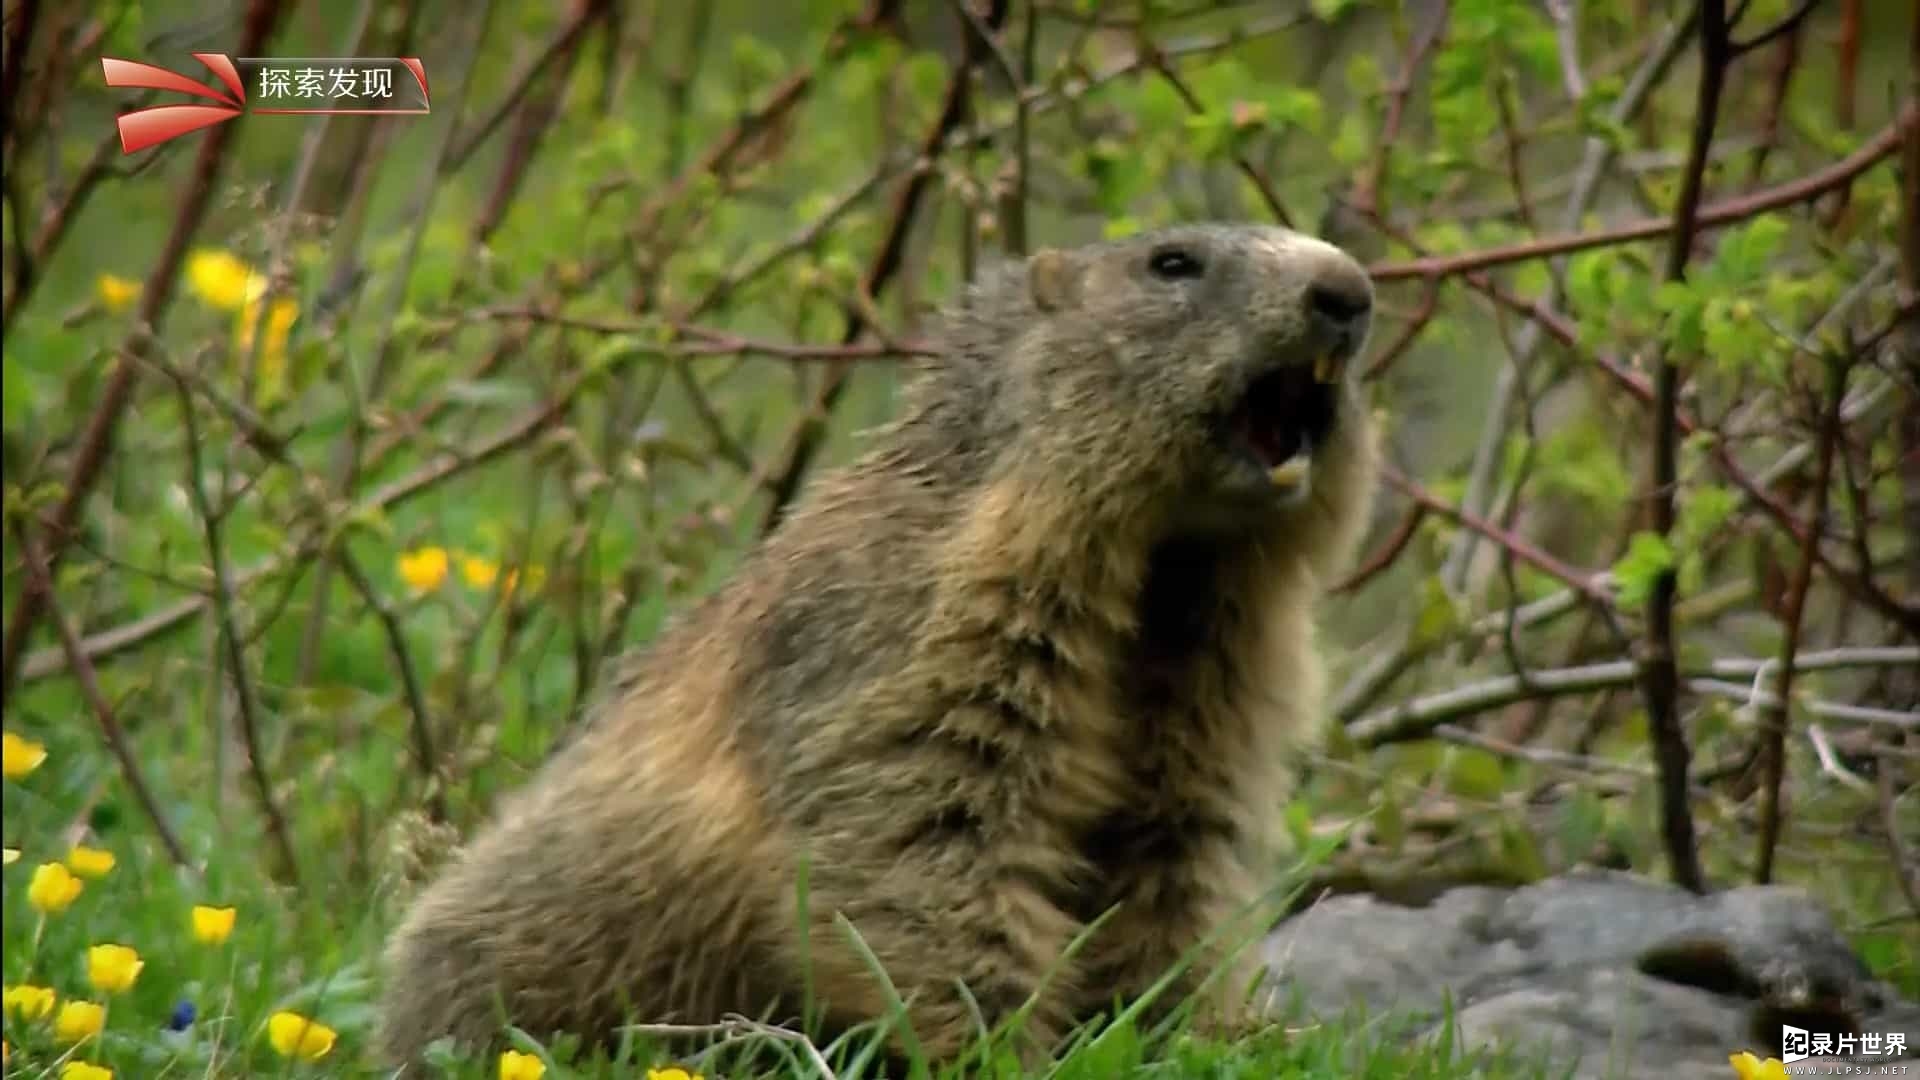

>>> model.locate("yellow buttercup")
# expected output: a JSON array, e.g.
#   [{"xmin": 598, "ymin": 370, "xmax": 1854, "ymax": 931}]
[{"xmin": 1730, "ymin": 1051, "xmax": 1790, "ymax": 1080}]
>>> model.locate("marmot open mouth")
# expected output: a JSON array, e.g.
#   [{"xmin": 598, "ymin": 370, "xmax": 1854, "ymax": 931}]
[{"xmin": 1228, "ymin": 362, "xmax": 1338, "ymax": 490}]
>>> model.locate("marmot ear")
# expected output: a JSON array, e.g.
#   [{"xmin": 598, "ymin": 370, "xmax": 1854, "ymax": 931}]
[{"xmin": 1027, "ymin": 248, "xmax": 1081, "ymax": 313}]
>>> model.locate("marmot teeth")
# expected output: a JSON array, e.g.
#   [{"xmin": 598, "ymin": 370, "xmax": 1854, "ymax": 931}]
[{"xmin": 1268, "ymin": 455, "xmax": 1310, "ymax": 491}]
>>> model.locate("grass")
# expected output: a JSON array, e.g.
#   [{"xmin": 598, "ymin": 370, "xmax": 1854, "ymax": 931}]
[{"xmin": 1, "ymin": 736, "xmax": 1580, "ymax": 1078}]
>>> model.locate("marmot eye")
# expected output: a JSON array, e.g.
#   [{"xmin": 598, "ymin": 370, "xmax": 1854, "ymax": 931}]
[{"xmin": 1147, "ymin": 247, "xmax": 1204, "ymax": 280}]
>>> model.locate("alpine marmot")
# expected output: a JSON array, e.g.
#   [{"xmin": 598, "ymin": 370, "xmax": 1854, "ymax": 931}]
[{"xmin": 378, "ymin": 222, "xmax": 1381, "ymax": 1067}]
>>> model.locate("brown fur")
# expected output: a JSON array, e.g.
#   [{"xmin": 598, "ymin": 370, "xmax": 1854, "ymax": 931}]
[{"xmin": 377, "ymin": 223, "xmax": 1381, "ymax": 1066}]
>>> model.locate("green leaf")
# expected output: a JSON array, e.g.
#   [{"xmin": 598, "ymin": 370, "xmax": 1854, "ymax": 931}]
[
  {"xmin": 1344, "ymin": 53, "xmax": 1383, "ymax": 96},
  {"xmin": 1181, "ymin": 110, "xmax": 1239, "ymax": 158},
  {"xmin": 1283, "ymin": 798, "xmax": 1314, "ymax": 852},
  {"xmin": 1711, "ymin": 214, "xmax": 1788, "ymax": 283},
  {"xmin": 1612, "ymin": 531, "xmax": 1675, "ymax": 608},
  {"xmin": 730, "ymin": 36, "xmax": 787, "ymax": 86},
  {"xmin": 1566, "ymin": 251, "xmax": 1614, "ymax": 312},
  {"xmin": 1330, "ymin": 110, "xmax": 1371, "ymax": 167},
  {"xmin": 1136, "ymin": 78, "xmax": 1189, "ymax": 134},
  {"xmin": 1409, "ymin": 576, "xmax": 1464, "ymax": 648},
  {"xmin": 902, "ymin": 51, "xmax": 948, "ymax": 111},
  {"xmin": 1373, "ymin": 786, "xmax": 1407, "ymax": 852},
  {"xmin": 1267, "ymin": 86, "xmax": 1324, "ymax": 133},
  {"xmin": 1083, "ymin": 137, "xmax": 1148, "ymax": 214},
  {"xmin": 1, "ymin": 350, "xmax": 34, "ymax": 430},
  {"xmin": 1415, "ymin": 221, "xmax": 1471, "ymax": 255},
  {"xmin": 1535, "ymin": 420, "xmax": 1632, "ymax": 510},
  {"xmin": 1514, "ymin": 26, "xmax": 1561, "ymax": 78},
  {"xmin": 341, "ymin": 504, "xmax": 393, "ymax": 542},
  {"xmin": 1656, "ymin": 279, "xmax": 1706, "ymax": 355},
  {"xmin": 1443, "ymin": 747, "xmax": 1507, "ymax": 800},
  {"xmin": 1498, "ymin": 820, "xmax": 1550, "ymax": 882},
  {"xmin": 1556, "ymin": 789, "xmax": 1606, "ymax": 863},
  {"xmin": 583, "ymin": 333, "xmax": 650, "ymax": 376}
]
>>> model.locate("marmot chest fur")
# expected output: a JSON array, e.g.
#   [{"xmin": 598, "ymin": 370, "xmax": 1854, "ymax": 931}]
[{"xmin": 378, "ymin": 222, "xmax": 1381, "ymax": 1066}]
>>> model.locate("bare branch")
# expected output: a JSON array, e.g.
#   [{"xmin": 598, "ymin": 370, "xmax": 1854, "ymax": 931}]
[{"xmin": 12, "ymin": 520, "xmax": 195, "ymax": 871}]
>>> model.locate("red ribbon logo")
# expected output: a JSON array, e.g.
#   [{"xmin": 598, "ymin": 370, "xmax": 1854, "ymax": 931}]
[{"xmin": 100, "ymin": 53, "xmax": 246, "ymax": 154}]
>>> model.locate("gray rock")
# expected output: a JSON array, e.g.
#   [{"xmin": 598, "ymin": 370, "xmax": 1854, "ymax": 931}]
[{"xmin": 1259, "ymin": 870, "xmax": 1919, "ymax": 1078}]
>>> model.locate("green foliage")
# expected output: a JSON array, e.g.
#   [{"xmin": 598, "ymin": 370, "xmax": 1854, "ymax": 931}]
[
  {"xmin": 1311, "ymin": 0, "xmax": 1361, "ymax": 20},
  {"xmin": 1611, "ymin": 532, "xmax": 1675, "ymax": 609},
  {"xmin": 1519, "ymin": 420, "xmax": 1632, "ymax": 513}
]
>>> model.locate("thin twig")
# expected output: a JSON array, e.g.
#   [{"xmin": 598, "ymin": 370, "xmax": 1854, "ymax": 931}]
[
  {"xmin": 1432, "ymin": 723, "xmax": 1653, "ymax": 778},
  {"xmin": 1001, "ymin": 0, "xmax": 1038, "ymax": 256},
  {"xmin": 1139, "ymin": 42, "xmax": 1295, "ymax": 227},
  {"xmin": 473, "ymin": 307, "xmax": 937, "ymax": 358},
  {"xmin": 444, "ymin": 0, "xmax": 610, "ymax": 171},
  {"xmin": 1801, "ymin": 724, "xmax": 1870, "ymax": 791},
  {"xmin": 168, "ymin": 364, "xmax": 302, "ymax": 888},
  {"xmin": 1354, "ymin": 0, "xmax": 1448, "ymax": 216},
  {"xmin": 1754, "ymin": 350, "xmax": 1847, "ymax": 883},
  {"xmin": 471, "ymin": 0, "xmax": 610, "ymax": 243},
  {"xmin": 1730, "ymin": 0, "xmax": 1821, "ymax": 57},
  {"xmin": 331, "ymin": 552, "xmax": 448, "ymax": 823},
  {"xmin": 1369, "ymin": 105, "xmax": 1914, "ymax": 283},
  {"xmin": 1348, "ymin": 647, "xmax": 1920, "ymax": 746},
  {"xmin": 1635, "ymin": 0, "xmax": 1733, "ymax": 896},
  {"xmin": 1382, "ymin": 467, "xmax": 1612, "ymax": 606},
  {"xmin": 19, "ymin": 387, "xmax": 575, "ymax": 684},
  {"xmin": 11, "ymin": 520, "xmax": 195, "ymax": 871},
  {"xmin": 620, "ymin": 1014, "xmax": 838, "ymax": 1080}
]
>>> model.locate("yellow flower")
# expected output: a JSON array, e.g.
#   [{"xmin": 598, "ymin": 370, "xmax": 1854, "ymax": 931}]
[
  {"xmin": 3, "ymin": 731, "xmax": 47, "ymax": 778},
  {"xmin": 461, "ymin": 555, "xmax": 500, "ymax": 589},
  {"xmin": 1735, "ymin": 1053, "xmax": 1789, "ymax": 1076},
  {"xmin": 267, "ymin": 1011, "xmax": 337, "ymax": 1060},
  {"xmin": 86, "ymin": 944, "xmax": 144, "ymax": 994},
  {"xmin": 53, "ymin": 999, "xmax": 106, "ymax": 1043},
  {"xmin": 186, "ymin": 249, "xmax": 266, "ymax": 311},
  {"xmin": 3, "ymin": 847, "xmax": 18, "ymax": 864},
  {"xmin": 66, "ymin": 845, "xmax": 116, "ymax": 878},
  {"xmin": 95, "ymin": 274, "xmax": 141, "ymax": 313},
  {"xmin": 238, "ymin": 294, "xmax": 298, "ymax": 353},
  {"xmin": 28, "ymin": 861, "xmax": 84, "ymax": 914},
  {"xmin": 3, "ymin": 983, "xmax": 56, "ymax": 1021},
  {"xmin": 398, "ymin": 546, "xmax": 450, "ymax": 593},
  {"xmin": 61, "ymin": 1063, "xmax": 114, "ymax": 1080},
  {"xmin": 499, "ymin": 1050, "xmax": 547, "ymax": 1080},
  {"xmin": 237, "ymin": 294, "xmax": 299, "ymax": 397},
  {"xmin": 646, "ymin": 1069, "xmax": 704, "ymax": 1080},
  {"xmin": 1729, "ymin": 1052, "xmax": 1790, "ymax": 1080},
  {"xmin": 191, "ymin": 904, "xmax": 238, "ymax": 945}
]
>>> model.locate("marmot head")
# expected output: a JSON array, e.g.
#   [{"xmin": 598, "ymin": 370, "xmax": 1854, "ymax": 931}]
[{"xmin": 923, "ymin": 223, "xmax": 1375, "ymax": 539}]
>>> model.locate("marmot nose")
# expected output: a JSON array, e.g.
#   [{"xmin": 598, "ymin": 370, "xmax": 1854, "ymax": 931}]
[{"xmin": 1306, "ymin": 271, "xmax": 1373, "ymax": 328}]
